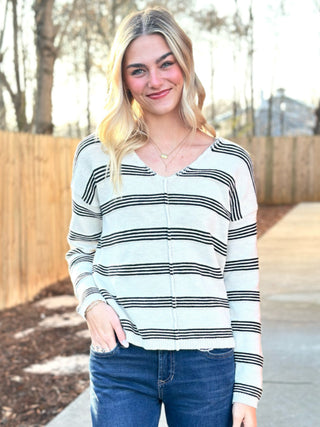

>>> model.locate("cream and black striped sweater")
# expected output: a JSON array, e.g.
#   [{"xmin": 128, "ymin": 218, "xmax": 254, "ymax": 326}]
[{"xmin": 66, "ymin": 134, "xmax": 263, "ymax": 407}]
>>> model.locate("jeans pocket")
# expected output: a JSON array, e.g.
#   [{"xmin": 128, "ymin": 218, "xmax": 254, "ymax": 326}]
[
  {"xmin": 90, "ymin": 343, "xmax": 119, "ymax": 358},
  {"xmin": 201, "ymin": 348, "xmax": 234, "ymax": 360}
]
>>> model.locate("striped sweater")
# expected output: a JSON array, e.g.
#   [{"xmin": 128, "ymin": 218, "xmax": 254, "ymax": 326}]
[{"xmin": 66, "ymin": 134, "xmax": 263, "ymax": 408}]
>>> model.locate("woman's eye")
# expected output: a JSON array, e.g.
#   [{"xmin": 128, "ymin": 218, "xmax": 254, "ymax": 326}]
[
  {"xmin": 131, "ymin": 68, "xmax": 145, "ymax": 76},
  {"xmin": 161, "ymin": 61, "xmax": 174, "ymax": 69}
]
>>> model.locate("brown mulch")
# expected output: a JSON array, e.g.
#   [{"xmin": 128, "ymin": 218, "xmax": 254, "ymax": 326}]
[{"xmin": 0, "ymin": 204, "xmax": 293, "ymax": 427}]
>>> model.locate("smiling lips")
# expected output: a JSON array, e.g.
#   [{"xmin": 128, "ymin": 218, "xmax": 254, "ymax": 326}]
[{"xmin": 147, "ymin": 89, "xmax": 171, "ymax": 100}]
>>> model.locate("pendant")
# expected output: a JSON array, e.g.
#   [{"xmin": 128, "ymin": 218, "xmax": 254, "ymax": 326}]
[{"xmin": 160, "ymin": 153, "xmax": 168, "ymax": 159}]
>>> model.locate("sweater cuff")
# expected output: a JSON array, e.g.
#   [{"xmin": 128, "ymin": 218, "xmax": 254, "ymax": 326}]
[
  {"xmin": 232, "ymin": 389, "xmax": 261, "ymax": 409},
  {"xmin": 77, "ymin": 292, "xmax": 106, "ymax": 319}
]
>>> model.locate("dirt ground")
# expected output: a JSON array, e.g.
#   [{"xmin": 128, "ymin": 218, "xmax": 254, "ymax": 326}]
[{"xmin": 0, "ymin": 205, "xmax": 293, "ymax": 427}]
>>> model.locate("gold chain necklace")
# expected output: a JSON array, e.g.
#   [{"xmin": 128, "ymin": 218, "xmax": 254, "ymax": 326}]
[{"xmin": 149, "ymin": 129, "xmax": 192, "ymax": 164}]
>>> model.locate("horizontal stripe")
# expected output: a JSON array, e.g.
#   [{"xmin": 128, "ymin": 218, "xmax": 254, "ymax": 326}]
[
  {"xmin": 121, "ymin": 319, "xmax": 233, "ymax": 340},
  {"xmin": 74, "ymin": 272, "xmax": 91, "ymax": 288},
  {"xmin": 72, "ymin": 201, "xmax": 102, "ymax": 219},
  {"xmin": 98, "ymin": 290, "xmax": 229, "ymax": 309},
  {"xmin": 234, "ymin": 352, "xmax": 264, "ymax": 367},
  {"xmin": 100, "ymin": 193, "xmax": 231, "ymax": 219},
  {"xmin": 121, "ymin": 164, "xmax": 157, "ymax": 177},
  {"xmin": 68, "ymin": 231, "xmax": 101, "ymax": 242},
  {"xmin": 80, "ymin": 287, "xmax": 102, "ymax": 304},
  {"xmin": 69, "ymin": 253, "xmax": 95, "ymax": 269},
  {"xmin": 225, "ymin": 258, "xmax": 259, "ymax": 272},
  {"xmin": 98, "ymin": 227, "xmax": 227, "ymax": 256},
  {"xmin": 66, "ymin": 248, "xmax": 88, "ymax": 257},
  {"xmin": 117, "ymin": 296, "xmax": 229, "ymax": 309},
  {"xmin": 234, "ymin": 383, "xmax": 263, "ymax": 400},
  {"xmin": 228, "ymin": 223, "xmax": 257, "ymax": 240},
  {"xmin": 227, "ymin": 291, "xmax": 260, "ymax": 302},
  {"xmin": 231, "ymin": 321, "xmax": 261, "ymax": 334},
  {"xmin": 93, "ymin": 262, "xmax": 223, "ymax": 279}
]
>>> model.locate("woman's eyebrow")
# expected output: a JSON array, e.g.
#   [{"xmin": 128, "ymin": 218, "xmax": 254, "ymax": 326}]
[
  {"xmin": 155, "ymin": 51, "xmax": 173, "ymax": 64},
  {"xmin": 126, "ymin": 52, "xmax": 173, "ymax": 69}
]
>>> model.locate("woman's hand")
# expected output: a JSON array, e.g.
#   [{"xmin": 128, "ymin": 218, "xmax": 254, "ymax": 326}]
[
  {"xmin": 232, "ymin": 403, "xmax": 257, "ymax": 427},
  {"xmin": 86, "ymin": 302, "xmax": 128, "ymax": 351}
]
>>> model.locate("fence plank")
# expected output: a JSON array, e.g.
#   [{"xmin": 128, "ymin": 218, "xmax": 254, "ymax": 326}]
[
  {"xmin": 1, "ymin": 131, "xmax": 320, "ymax": 309},
  {"xmin": 313, "ymin": 137, "xmax": 320, "ymax": 201},
  {"xmin": 272, "ymin": 137, "xmax": 293, "ymax": 204}
]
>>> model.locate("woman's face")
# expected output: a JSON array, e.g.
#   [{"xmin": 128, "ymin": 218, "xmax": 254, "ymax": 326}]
[{"xmin": 123, "ymin": 34, "xmax": 184, "ymax": 120}]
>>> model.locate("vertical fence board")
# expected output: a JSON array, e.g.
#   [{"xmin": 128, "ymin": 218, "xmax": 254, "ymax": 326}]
[
  {"xmin": 1, "ymin": 131, "xmax": 320, "ymax": 309},
  {"xmin": 272, "ymin": 137, "xmax": 293, "ymax": 204},
  {"xmin": 252, "ymin": 137, "xmax": 267, "ymax": 205},
  {"xmin": 294, "ymin": 136, "xmax": 311, "ymax": 203},
  {"xmin": 313, "ymin": 138, "xmax": 320, "ymax": 201}
]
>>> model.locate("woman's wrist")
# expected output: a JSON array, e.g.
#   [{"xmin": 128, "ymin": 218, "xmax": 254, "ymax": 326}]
[{"xmin": 85, "ymin": 300, "xmax": 106, "ymax": 318}]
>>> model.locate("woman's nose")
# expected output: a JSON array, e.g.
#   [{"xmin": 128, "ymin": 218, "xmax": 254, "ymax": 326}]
[{"xmin": 148, "ymin": 69, "xmax": 162, "ymax": 88}]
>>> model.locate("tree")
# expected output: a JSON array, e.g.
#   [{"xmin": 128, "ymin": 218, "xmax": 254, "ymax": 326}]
[
  {"xmin": 33, "ymin": 0, "xmax": 56, "ymax": 134},
  {"xmin": 0, "ymin": 0, "xmax": 79, "ymax": 133},
  {"xmin": 33, "ymin": 0, "xmax": 80, "ymax": 134},
  {"xmin": 247, "ymin": 1, "xmax": 255, "ymax": 137},
  {"xmin": 230, "ymin": 0, "xmax": 246, "ymax": 137},
  {"xmin": 0, "ymin": 0, "xmax": 31, "ymax": 131},
  {"xmin": 0, "ymin": 0, "xmax": 9, "ymax": 129}
]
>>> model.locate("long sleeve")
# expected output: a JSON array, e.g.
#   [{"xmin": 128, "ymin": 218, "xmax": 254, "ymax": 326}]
[
  {"xmin": 224, "ymin": 153, "xmax": 263, "ymax": 408},
  {"xmin": 66, "ymin": 138, "xmax": 105, "ymax": 318}
]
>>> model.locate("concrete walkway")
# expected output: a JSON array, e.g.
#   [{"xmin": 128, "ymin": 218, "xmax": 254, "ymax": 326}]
[{"xmin": 46, "ymin": 202, "xmax": 320, "ymax": 427}]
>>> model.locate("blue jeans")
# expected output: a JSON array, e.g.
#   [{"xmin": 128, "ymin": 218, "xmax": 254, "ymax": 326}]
[{"xmin": 90, "ymin": 343, "xmax": 234, "ymax": 427}]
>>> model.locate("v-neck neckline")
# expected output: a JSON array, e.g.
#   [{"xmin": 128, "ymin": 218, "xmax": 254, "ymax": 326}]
[{"xmin": 131, "ymin": 138, "xmax": 216, "ymax": 179}]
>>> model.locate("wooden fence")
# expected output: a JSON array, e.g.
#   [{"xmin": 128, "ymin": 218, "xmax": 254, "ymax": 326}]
[
  {"xmin": 235, "ymin": 136, "xmax": 320, "ymax": 204},
  {"xmin": 0, "ymin": 131, "xmax": 78, "ymax": 310},
  {"xmin": 1, "ymin": 131, "xmax": 320, "ymax": 310}
]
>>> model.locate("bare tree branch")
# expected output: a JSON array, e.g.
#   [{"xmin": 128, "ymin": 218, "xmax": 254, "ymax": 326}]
[
  {"xmin": 0, "ymin": 70, "xmax": 15, "ymax": 100},
  {"xmin": 0, "ymin": 0, "xmax": 9, "ymax": 50},
  {"xmin": 55, "ymin": 0, "xmax": 79, "ymax": 53}
]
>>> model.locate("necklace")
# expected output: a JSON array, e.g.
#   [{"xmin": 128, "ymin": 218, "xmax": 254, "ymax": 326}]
[{"xmin": 149, "ymin": 129, "xmax": 192, "ymax": 163}]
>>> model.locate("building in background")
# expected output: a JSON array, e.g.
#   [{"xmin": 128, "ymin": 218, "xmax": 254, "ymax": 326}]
[
  {"xmin": 255, "ymin": 88, "xmax": 315, "ymax": 137},
  {"xmin": 209, "ymin": 89, "xmax": 316, "ymax": 138}
]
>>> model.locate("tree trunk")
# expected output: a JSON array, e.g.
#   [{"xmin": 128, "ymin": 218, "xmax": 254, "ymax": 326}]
[
  {"xmin": 267, "ymin": 93, "xmax": 273, "ymax": 137},
  {"xmin": 34, "ymin": 0, "xmax": 57, "ymax": 134},
  {"xmin": 83, "ymin": 1, "xmax": 91, "ymax": 135},
  {"xmin": 0, "ymin": 86, "xmax": 6, "ymax": 129},
  {"xmin": 248, "ymin": 2, "xmax": 255, "ymax": 136},
  {"xmin": 11, "ymin": 0, "xmax": 29, "ymax": 131}
]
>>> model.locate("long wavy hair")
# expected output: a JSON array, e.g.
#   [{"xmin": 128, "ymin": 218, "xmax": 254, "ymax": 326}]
[{"xmin": 97, "ymin": 6, "xmax": 215, "ymax": 190}]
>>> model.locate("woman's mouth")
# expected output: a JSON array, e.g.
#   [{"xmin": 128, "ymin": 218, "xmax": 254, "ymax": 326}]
[{"xmin": 147, "ymin": 89, "xmax": 171, "ymax": 100}]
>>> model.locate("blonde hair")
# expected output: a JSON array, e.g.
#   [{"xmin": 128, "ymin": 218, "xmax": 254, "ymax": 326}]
[{"xmin": 97, "ymin": 6, "xmax": 215, "ymax": 190}]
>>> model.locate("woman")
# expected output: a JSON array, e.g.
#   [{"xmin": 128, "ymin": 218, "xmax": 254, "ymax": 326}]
[{"xmin": 66, "ymin": 7, "xmax": 263, "ymax": 427}]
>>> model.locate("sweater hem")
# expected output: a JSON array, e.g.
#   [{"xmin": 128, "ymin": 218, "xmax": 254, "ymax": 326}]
[{"xmin": 124, "ymin": 330, "xmax": 235, "ymax": 351}]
